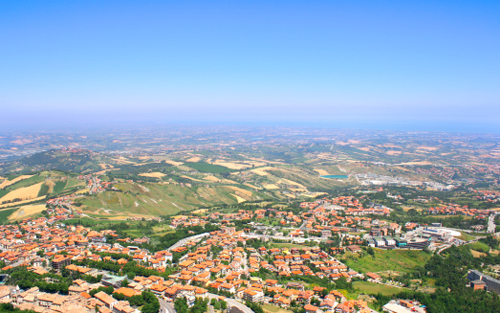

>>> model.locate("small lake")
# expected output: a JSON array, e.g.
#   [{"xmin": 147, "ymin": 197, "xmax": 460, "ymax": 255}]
[{"xmin": 320, "ymin": 175, "xmax": 348, "ymax": 179}]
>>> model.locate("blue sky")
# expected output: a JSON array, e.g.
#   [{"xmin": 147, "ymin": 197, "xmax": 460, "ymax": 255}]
[{"xmin": 1, "ymin": 1, "xmax": 499, "ymax": 132}]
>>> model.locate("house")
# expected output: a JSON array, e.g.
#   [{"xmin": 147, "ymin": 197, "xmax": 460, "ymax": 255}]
[
  {"xmin": 242, "ymin": 289, "xmax": 264, "ymax": 303},
  {"xmin": 304, "ymin": 304, "xmax": 319, "ymax": 313}
]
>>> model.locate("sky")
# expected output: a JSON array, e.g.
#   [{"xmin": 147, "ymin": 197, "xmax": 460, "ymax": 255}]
[{"xmin": 1, "ymin": 1, "xmax": 499, "ymax": 132}]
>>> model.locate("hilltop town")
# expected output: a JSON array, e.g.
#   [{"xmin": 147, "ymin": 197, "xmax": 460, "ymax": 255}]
[{"xmin": 0, "ymin": 128, "xmax": 499, "ymax": 313}]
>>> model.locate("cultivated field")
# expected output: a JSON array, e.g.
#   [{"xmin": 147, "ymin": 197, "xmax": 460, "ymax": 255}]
[
  {"xmin": 186, "ymin": 156, "xmax": 201, "ymax": 162},
  {"xmin": 0, "ymin": 175, "xmax": 34, "ymax": 189},
  {"xmin": 0, "ymin": 196, "xmax": 46, "ymax": 209},
  {"xmin": 224, "ymin": 186, "xmax": 253, "ymax": 197},
  {"xmin": 352, "ymin": 281, "xmax": 402, "ymax": 296},
  {"xmin": 250, "ymin": 167, "xmax": 272, "ymax": 176},
  {"xmin": 263, "ymin": 183, "xmax": 279, "ymax": 190},
  {"xmin": 8, "ymin": 204, "xmax": 47, "ymax": 220},
  {"xmin": 181, "ymin": 175, "xmax": 205, "ymax": 182},
  {"xmin": 0, "ymin": 182, "xmax": 44, "ymax": 203},
  {"xmin": 138, "ymin": 172, "xmax": 166, "ymax": 178},
  {"xmin": 341, "ymin": 249, "xmax": 431, "ymax": 274},
  {"xmin": 211, "ymin": 160, "xmax": 250, "ymax": 170},
  {"xmin": 313, "ymin": 169, "xmax": 329, "ymax": 176},
  {"xmin": 231, "ymin": 194, "xmax": 246, "ymax": 203}
]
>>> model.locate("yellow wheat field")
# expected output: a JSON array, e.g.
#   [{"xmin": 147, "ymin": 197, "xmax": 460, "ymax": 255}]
[
  {"xmin": 181, "ymin": 175, "xmax": 206, "ymax": 182},
  {"xmin": 164, "ymin": 160, "xmax": 183, "ymax": 166},
  {"xmin": 192, "ymin": 209, "xmax": 208, "ymax": 214},
  {"xmin": 313, "ymin": 169, "xmax": 330, "ymax": 176},
  {"xmin": 186, "ymin": 156, "xmax": 202, "ymax": 162},
  {"xmin": 250, "ymin": 167, "xmax": 273, "ymax": 176},
  {"xmin": 0, "ymin": 196, "xmax": 46, "ymax": 209},
  {"xmin": 281, "ymin": 178, "xmax": 307, "ymax": 189},
  {"xmin": 231, "ymin": 194, "xmax": 246, "ymax": 203},
  {"xmin": 211, "ymin": 160, "xmax": 250, "ymax": 170},
  {"xmin": 0, "ymin": 175, "xmax": 34, "ymax": 189},
  {"xmin": 244, "ymin": 183, "xmax": 261, "ymax": 190},
  {"xmin": 204, "ymin": 176, "xmax": 237, "ymax": 184},
  {"xmin": 139, "ymin": 172, "xmax": 166, "ymax": 178},
  {"xmin": 0, "ymin": 182, "xmax": 43, "ymax": 203},
  {"xmin": 8, "ymin": 204, "xmax": 47, "ymax": 220},
  {"xmin": 224, "ymin": 186, "xmax": 253, "ymax": 197},
  {"xmin": 262, "ymin": 184, "xmax": 279, "ymax": 190},
  {"xmin": 204, "ymin": 175, "xmax": 222, "ymax": 183}
]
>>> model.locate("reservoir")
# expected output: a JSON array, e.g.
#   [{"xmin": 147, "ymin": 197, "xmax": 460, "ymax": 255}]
[{"xmin": 320, "ymin": 175, "xmax": 348, "ymax": 179}]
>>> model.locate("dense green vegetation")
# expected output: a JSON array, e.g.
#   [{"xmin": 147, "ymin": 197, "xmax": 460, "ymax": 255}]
[
  {"xmin": 184, "ymin": 162, "xmax": 234, "ymax": 173},
  {"xmin": 174, "ymin": 297, "xmax": 208, "ymax": 313},
  {"xmin": 371, "ymin": 244, "xmax": 500, "ymax": 312},
  {"xmin": 0, "ymin": 303, "xmax": 36, "ymax": 313},
  {"xmin": 340, "ymin": 249, "xmax": 432, "ymax": 274},
  {"xmin": 0, "ymin": 208, "xmax": 17, "ymax": 222}
]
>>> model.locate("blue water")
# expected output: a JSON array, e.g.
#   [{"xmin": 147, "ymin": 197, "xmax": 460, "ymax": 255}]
[{"xmin": 320, "ymin": 175, "xmax": 348, "ymax": 179}]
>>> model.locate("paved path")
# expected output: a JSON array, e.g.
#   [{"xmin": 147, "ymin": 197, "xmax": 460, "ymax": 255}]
[
  {"xmin": 488, "ymin": 213, "xmax": 499, "ymax": 233},
  {"xmin": 167, "ymin": 232, "xmax": 210, "ymax": 251},
  {"xmin": 207, "ymin": 293, "xmax": 254, "ymax": 313},
  {"xmin": 159, "ymin": 298, "xmax": 176, "ymax": 313}
]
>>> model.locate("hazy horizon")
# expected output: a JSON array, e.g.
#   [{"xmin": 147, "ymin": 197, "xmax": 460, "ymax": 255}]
[{"xmin": 1, "ymin": 1, "xmax": 499, "ymax": 133}]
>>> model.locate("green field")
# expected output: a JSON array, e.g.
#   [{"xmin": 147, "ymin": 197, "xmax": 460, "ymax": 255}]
[
  {"xmin": 270, "ymin": 242, "xmax": 311, "ymax": 249},
  {"xmin": 262, "ymin": 304, "xmax": 293, "ymax": 313},
  {"xmin": 75, "ymin": 182, "xmax": 267, "ymax": 216},
  {"xmin": 0, "ymin": 208, "xmax": 17, "ymax": 222},
  {"xmin": 184, "ymin": 162, "xmax": 234, "ymax": 173},
  {"xmin": 353, "ymin": 281, "xmax": 404, "ymax": 296},
  {"xmin": 341, "ymin": 249, "xmax": 431, "ymax": 274},
  {"xmin": 465, "ymin": 241, "xmax": 490, "ymax": 253}
]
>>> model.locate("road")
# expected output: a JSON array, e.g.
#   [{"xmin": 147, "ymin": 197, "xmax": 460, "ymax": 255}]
[
  {"xmin": 159, "ymin": 298, "xmax": 176, "ymax": 313},
  {"xmin": 207, "ymin": 293, "xmax": 254, "ymax": 313},
  {"xmin": 487, "ymin": 213, "xmax": 499, "ymax": 233},
  {"xmin": 167, "ymin": 232, "xmax": 210, "ymax": 251}
]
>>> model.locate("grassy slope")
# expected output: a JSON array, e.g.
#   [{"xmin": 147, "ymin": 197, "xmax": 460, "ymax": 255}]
[
  {"xmin": 75, "ymin": 181, "xmax": 268, "ymax": 216},
  {"xmin": 353, "ymin": 281, "xmax": 403, "ymax": 296},
  {"xmin": 340, "ymin": 249, "xmax": 431, "ymax": 274}
]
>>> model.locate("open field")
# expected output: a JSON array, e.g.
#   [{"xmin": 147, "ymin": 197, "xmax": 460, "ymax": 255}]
[
  {"xmin": 204, "ymin": 175, "xmax": 238, "ymax": 184},
  {"xmin": 263, "ymin": 184, "xmax": 279, "ymax": 190},
  {"xmin": 270, "ymin": 242, "xmax": 311, "ymax": 249},
  {"xmin": 471, "ymin": 249, "xmax": 488, "ymax": 258},
  {"xmin": 353, "ymin": 281, "xmax": 403, "ymax": 296},
  {"xmin": 205, "ymin": 175, "xmax": 222, "ymax": 183},
  {"xmin": 0, "ymin": 175, "xmax": 34, "ymax": 189},
  {"xmin": 75, "ymin": 182, "xmax": 264, "ymax": 216},
  {"xmin": 250, "ymin": 167, "xmax": 272, "ymax": 176},
  {"xmin": 8, "ymin": 204, "xmax": 47, "ymax": 220},
  {"xmin": 313, "ymin": 168, "xmax": 329, "ymax": 176},
  {"xmin": 138, "ymin": 172, "xmax": 166, "ymax": 178},
  {"xmin": 231, "ymin": 194, "xmax": 246, "ymax": 203},
  {"xmin": 262, "ymin": 304, "xmax": 293, "ymax": 313},
  {"xmin": 185, "ymin": 162, "xmax": 233, "ymax": 173},
  {"xmin": 192, "ymin": 209, "xmax": 208, "ymax": 214},
  {"xmin": 224, "ymin": 186, "xmax": 253, "ymax": 197},
  {"xmin": 0, "ymin": 196, "xmax": 46, "ymax": 209},
  {"xmin": 0, "ymin": 182, "xmax": 44, "ymax": 203},
  {"xmin": 466, "ymin": 241, "xmax": 490, "ymax": 253},
  {"xmin": 211, "ymin": 160, "xmax": 250, "ymax": 170},
  {"xmin": 0, "ymin": 208, "xmax": 17, "ymax": 222},
  {"xmin": 186, "ymin": 156, "xmax": 201, "ymax": 162},
  {"xmin": 244, "ymin": 183, "xmax": 261, "ymax": 190},
  {"xmin": 181, "ymin": 175, "xmax": 205, "ymax": 182},
  {"xmin": 341, "ymin": 249, "xmax": 431, "ymax": 274}
]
